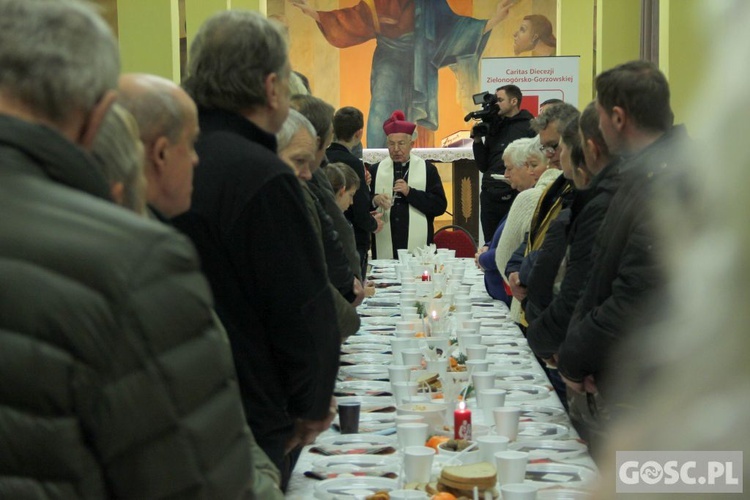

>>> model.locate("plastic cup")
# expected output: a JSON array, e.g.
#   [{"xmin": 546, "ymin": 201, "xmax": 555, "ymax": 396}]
[
  {"xmin": 500, "ymin": 483, "xmax": 538, "ymax": 499},
  {"xmin": 495, "ymin": 450, "xmax": 529, "ymax": 486},
  {"xmin": 478, "ymin": 388, "xmax": 506, "ymax": 422},
  {"xmin": 403, "ymin": 446, "xmax": 435, "ymax": 484},
  {"xmin": 397, "ymin": 422, "xmax": 429, "ymax": 449},
  {"xmin": 465, "ymin": 359, "xmax": 490, "ymax": 374},
  {"xmin": 401, "ymin": 348, "xmax": 424, "ymax": 366},
  {"xmin": 476, "ymin": 434, "xmax": 510, "ymax": 463},
  {"xmin": 337, "ymin": 402, "xmax": 361, "ymax": 434},
  {"xmin": 392, "ymin": 381, "xmax": 419, "ymax": 405},
  {"xmin": 388, "ymin": 365, "xmax": 413, "ymax": 384},
  {"xmin": 466, "ymin": 344, "xmax": 488, "ymax": 361},
  {"xmin": 493, "ymin": 406, "xmax": 522, "ymax": 441}
]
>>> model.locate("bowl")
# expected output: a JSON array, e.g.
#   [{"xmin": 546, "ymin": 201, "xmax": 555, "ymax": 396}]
[
  {"xmin": 436, "ymin": 440, "xmax": 481, "ymax": 464},
  {"xmin": 396, "ymin": 402, "xmax": 448, "ymax": 432}
]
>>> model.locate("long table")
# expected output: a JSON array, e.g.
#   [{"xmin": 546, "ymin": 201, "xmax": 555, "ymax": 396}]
[{"xmin": 286, "ymin": 258, "xmax": 597, "ymax": 499}]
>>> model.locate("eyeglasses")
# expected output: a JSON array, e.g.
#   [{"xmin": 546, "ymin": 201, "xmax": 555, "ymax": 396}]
[{"xmin": 539, "ymin": 142, "xmax": 559, "ymax": 155}]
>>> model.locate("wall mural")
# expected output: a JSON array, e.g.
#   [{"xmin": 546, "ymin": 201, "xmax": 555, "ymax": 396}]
[{"xmin": 275, "ymin": 0, "xmax": 556, "ymax": 148}]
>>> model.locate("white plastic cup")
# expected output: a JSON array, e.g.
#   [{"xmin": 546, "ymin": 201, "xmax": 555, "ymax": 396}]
[
  {"xmin": 493, "ymin": 406, "xmax": 522, "ymax": 441},
  {"xmin": 459, "ymin": 334, "xmax": 482, "ymax": 354},
  {"xmin": 476, "ymin": 434, "xmax": 510, "ymax": 463},
  {"xmin": 401, "ymin": 348, "xmax": 424, "ymax": 366},
  {"xmin": 454, "ymin": 302, "xmax": 472, "ymax": 313},
  {"xmin": 500, "ymin": 483, "xmax": 538, "ymax": 500},
  {"xmin": 403, "ymin": 446, "xmax": 436, "ymax": 484},
  {"xmin": 465, "ymin": 359, "xmax": 490, "ymax": 374},
  {"xmin": 465, "ymin": 344, "xmax": 488, "ymax": 361},
  {"xmin": 495, "ymin": 450, "xmax": 529, "ymax": 486},
  {"xmin": 388, "ymin": 365, "xmax": 412, "ymax": 384},
  {"xmin": 472, "ymin": 371, "xmax": 496, "ymax": 398},
  {"xmin": 453, "ymin": 311, "xmax": 472, "ymax": 322},
  {"xmin": 478, "ymin": 388, "xmax": 506, "ymax": 422},
  {"xmin": 391, "ymin": 338, "xmax": 414, "ymax": 365},
  {"xmin": 392, "ymin": 381, "xmax": 419, "ymax": 405},
  {"xmin": 396, "ymin": 422, "xmax": 429, "ymax": 449},
  {"xmin": 461, "ymin": 319, "xmax": 482, "ymax": 334}
]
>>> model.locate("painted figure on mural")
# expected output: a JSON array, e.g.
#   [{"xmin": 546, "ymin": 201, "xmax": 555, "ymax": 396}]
[
  {"xmin": 512, "ymin": 14, "xmax": 556, "ymax": 56},
  {"xmin": 291, "ymin": 0, "xmax": 518, "ymax": 148}
]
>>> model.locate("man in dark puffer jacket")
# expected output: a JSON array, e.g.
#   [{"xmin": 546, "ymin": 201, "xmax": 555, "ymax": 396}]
[
  {"xmin": 557, "ymin": 61, "xmax": 690, "ymax": 416},
  {"xmin": 0, "ymin": 1, "xmax": 281, "ymax": 498}
]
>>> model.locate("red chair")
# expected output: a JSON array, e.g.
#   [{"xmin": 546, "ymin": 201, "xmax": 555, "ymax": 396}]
[{"xmin": 433, "ymin": 225, "xmax": 477, "ymax": 258}]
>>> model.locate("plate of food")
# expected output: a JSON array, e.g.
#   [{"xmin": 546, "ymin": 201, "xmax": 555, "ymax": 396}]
[
  {"xmin": 335, "ymin": 380, "xmax": 392, "ymax": 397},
  {"xmin": 518, "ymin": 406, "xmax": 567, "ymax": 422},
  {"xmin": 509, "ymin": 439, "xmax": 587, "ymax": 460},
  {"xmin": 340, "ymin": 353, "xmax": 392, "ymax": 365},
  {"xmin": 341, "ymin": 344, "xmax": 391, "ymax": 355},
  {"xmin": 339, "ymin": 365, "xmax": 390, "ymax": 381},
  {"xmin": 313, "ymin": 476, "xmax": 399, "ymax": 499},
  {"xmin": 492, "ymin": 370, "xmax": 546, "ymax": 385},
  {"xmin": 515, "ymin": 422, "xmax": 569, "ymax": 441},
  {"xmin": 495, "ymin": 383, "xmax": 552, "ymax": 402},
  {"xmin": 310, "ymin": 455, "xmax": 400, "ymax": 478},
  {"xmin": 524, "ymin": 463, "xmax": 597, "ymax": 488},
  {"xmin": 311, "ymin": 434, "xmax": 397, "ymax": 457}
]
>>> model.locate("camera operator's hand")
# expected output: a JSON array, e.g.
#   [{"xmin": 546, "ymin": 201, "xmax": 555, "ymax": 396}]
[
  {"xmin": 393, "ymin": 179, "xmax": 410, "ymax": 197},
  {"xmin": 471, "ymin": 124, "xmax": 483, "ymax": 142}
]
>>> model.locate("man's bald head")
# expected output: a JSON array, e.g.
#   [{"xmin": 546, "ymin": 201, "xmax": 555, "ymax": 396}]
[
  {"xmin": 117, "ymin": 73, "xmax": 199, "ymax": 218},
  {"xmin": 118, "ymin": 74, "xmax": 192, "ymax": 146}
]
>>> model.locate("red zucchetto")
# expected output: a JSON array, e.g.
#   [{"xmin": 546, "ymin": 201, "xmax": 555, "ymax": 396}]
[{"xmin": 383, "ymin": 110, "xmax": 416, "ymax": 136}]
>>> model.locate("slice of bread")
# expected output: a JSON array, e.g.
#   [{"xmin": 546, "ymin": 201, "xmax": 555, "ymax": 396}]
[{"xmin": 440, "ymin": 461, "xmax": 497, "ymax": 489}]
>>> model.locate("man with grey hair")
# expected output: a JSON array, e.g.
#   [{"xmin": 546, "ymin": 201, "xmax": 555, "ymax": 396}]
[
  {"xmin": 173, "ymin": 10, "xmax": 340, "ymax": 489},
  {"xmin": 0, "ymin": 0, "xmax": 281, "ymax": 497},
  {"xmin": 117, "ymin": 73, "xmax": 199, "ymax": 220}
]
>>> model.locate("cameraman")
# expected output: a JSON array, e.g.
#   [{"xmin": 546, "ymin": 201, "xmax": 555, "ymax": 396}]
[{"xmin": 472, "ymin": 85, "xmax": 536, "ymax": 243}]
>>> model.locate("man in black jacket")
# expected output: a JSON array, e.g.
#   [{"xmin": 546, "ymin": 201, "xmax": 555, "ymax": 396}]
[
  {"xmin": 327, "ymin": 106, "xmax": 383, "ymax": 278},
  {"xmin": 174, "ymin": 10, "xmax": 340, "ymax": 490},
  {"xmin": 472, "ymin": 84, "xmax": 535, "ymax": 243},
  {"xmin": 557, "ymin": 61, "xmax": 688, "ymax": 416},
  {"xmin": 0, "ymin": 0, "xmax": 281, "ymax": 497}
]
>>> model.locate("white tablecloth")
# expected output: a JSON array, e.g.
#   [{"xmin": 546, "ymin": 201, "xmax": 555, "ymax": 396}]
[{"xmin": 285, "ymin": 260, "xmax": 597, "ymax": 498}]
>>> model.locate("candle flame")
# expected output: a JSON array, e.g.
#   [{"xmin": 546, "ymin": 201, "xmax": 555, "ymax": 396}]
[
  {"xmin": 458, "ymin": 401, "xmax": 466, "ymax": 411},
  {"xmin": 431, "ymin": 310, "xmax": 437, "ymax": 319}
]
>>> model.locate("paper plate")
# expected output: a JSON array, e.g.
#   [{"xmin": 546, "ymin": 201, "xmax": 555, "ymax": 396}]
[
  {"xmin": 487, "ymin": 347, "xmax": 529, "ymax": 357},
  {"xmin": 314, "ymin": 476, "xmax": 399, "ymax": 499},
  {"xmin": 315, "ymin": 433, "xmax": 396, "ymax": 448},
  {"xmin": 359, "ymin": 307, "xmax": 400, "ymax": 317},
  {"xmin": 524, "ymin": 463, "xmax": 597, "ymax": 488},
  {"xmin": 518, "ymin": 406, "xmax": 567, "ymax": 422},
  {"xmin": 368, "ymin": 259, "xmax": 397, "ymax": 267},
  {"xmin": 336, "ymin": 396, "xmax": 397, "ymax": 413},
  {"xmin": 311, "ymin": 454, "xmax": 400, "ymax": 477},
  {"xmin": 360, "ymin": 316, "xmax": 399, "ymax": 326},
  {"xmin": 339, "ymin": 365, "xmax": 390, "ymax": 381},
  {"xmin": 492, "ymin": 370, "xmax": 546, "ymax": 385},
  {"xmin": 495, "ymin": 383, "xmax": 551, "ymax": 402},
  {"xmin": 344, "ymin": 335, "xmax": 393, "ymax": 345},
  {"xmin": 509, "ymin": 439, "xmax": 587, "ymax": 460},
  {"xmin": 340, "ymin": 353, "xmax": 392, "ymax": 365},
  {"xmin": 490, "ymin": 357, "xmax": 534, "ymax": 370},
  {"xmin": 341, "ymin": 343, "xmax": 391, "ymax": 355},
  {"xmin": 335, "ymin": 380, "xmax": 392, "ymax": 397},
  {"xmin": 536, "ymin": 487, "xmax": 595, "ymax": 499}
]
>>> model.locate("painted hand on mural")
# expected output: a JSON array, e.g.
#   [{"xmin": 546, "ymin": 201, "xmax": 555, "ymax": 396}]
[
  {"xmin": 484, "ymin": 0, "xmax": 520, "ymax": 33},
  {"xmin": 289, "ymin": 0, "xmax": 320, "ymax": 22}
]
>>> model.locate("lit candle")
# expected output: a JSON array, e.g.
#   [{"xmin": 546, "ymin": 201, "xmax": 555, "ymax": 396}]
[
  {"xmin": 422, "ymin": 270, "xmax": 430, "ymax": 282},
  {"xmin": 454, "ymin": 401, "xmax": 472, "ymax": 440}
]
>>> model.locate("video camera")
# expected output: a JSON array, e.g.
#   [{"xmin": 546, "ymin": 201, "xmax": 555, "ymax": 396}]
[{"xmin": 464, "ymin": 91, "xmax": 499, "ymax": 139}]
